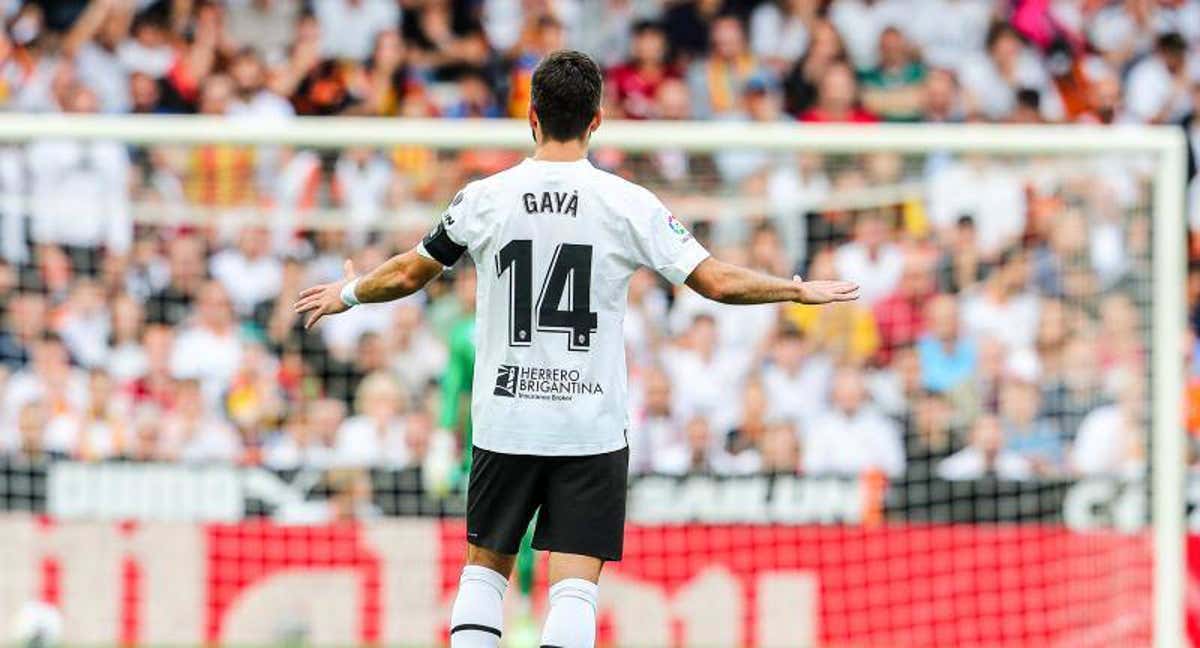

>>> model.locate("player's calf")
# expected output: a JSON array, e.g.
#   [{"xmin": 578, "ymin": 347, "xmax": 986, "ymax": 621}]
[
  {"xmin": 450, "ymin": 563, "xmax": 509, "ymax": 648},
  {"xmin": 540, "ymin": 552, "xmax": 603, "ymax": 648}
]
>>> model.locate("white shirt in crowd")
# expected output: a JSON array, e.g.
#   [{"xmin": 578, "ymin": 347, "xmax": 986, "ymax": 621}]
[
  {"xmin": 660, "ymin": 346, "xmax": 752, "ymax": 427},
  {"xmin": 827, "ymin": 0, "xmax": 907, "ymax": 70},
  {"xmin": 961, "ymin": 291, "xmax": 1040, "ymax": 352},
  {"xmin": 335, "ymin": 153, "xmax": 394, "ymax": 240},
  {"xmin": 749, "ymin": 2, "xmax": 809, "ymax": 63},
  {"xmin": 263, "ymin": 434, "xmax": 335, "ymax": 471},
  {"xmin": 1071, "ymin": 404, "xmax": 1143, "ymax": 477},
  {"xmin": 1123, "ymin": 53, "xmax": 1199, "ymax": 124},
  {"xmin": 162, "ymin": 417, "xmax": 242, "ymax": 463},
  {"xmin": 803, "ymin": 406, "xmax": 905, "ymax": 477},
  {"xmin": 334, "ymin": 415, "xmax": 409, "ymax": 468},
  {"xmin": 1089, "ymin": 1, "xmax": 1200, "ymax": 57},
  {"xmin": 957, "ymin": 49, "xmax": 1064, "ymax": 121},
  {"xmin": 76, "ymin": 43, "xmax": 130, "ymax": 113},
  {"xmin": 833, "ymin": 241, "xmax": 904, "ymax": 305},
  {"xmin": 926, "ymin": 161, "xmax": 1026, "ymax": 257},
  {"xmin": 26, "ymin": 139, "xmax": 131, "ymax": 253},
  {"xmin": 44, "ymin": 415, "xmax": 119, "ymax": 460},
  {"xmin": 762, "ymin": 354, "xmax": 833, "ymax": 425},
  {"xmin": 667, "ymin": 290, "xmax": 779, "ymax": 352},
  {"xmin": 169, "ymin": 327, "xmax": 243, "ymax": 403},
  {"xmin": 901, "ymin": 0, "xmax": 992, "ymax": 70},
  {"xmin": 314, "ymin": 0, "xmax": 399, "ymax": 60},
  {"xmin": 210, "ymin": 249, "xmax": 284, "ymax": 315},
  {"xmin": 937, "ymin": 446, "xmax": 1034, "ymax": 481}
]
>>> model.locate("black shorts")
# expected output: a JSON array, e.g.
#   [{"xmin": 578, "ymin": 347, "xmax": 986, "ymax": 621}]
[{"xmin": 467, "ymin": 445, "xmax": 629, "ymax": 562}]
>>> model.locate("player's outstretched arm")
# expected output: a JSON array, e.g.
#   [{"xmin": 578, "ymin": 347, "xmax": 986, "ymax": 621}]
[
  {"xmin": 684, "ymin": 257, "xmax": 860, "ymax": 305},
  {"xmin": 293, "ymin": 247, "xmax": 444, "ymax": 329}
]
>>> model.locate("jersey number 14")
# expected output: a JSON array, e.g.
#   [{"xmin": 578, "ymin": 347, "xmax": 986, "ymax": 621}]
[{"xmin": 497, "ymin": 239, "xmax": 598, "ymax": 352}]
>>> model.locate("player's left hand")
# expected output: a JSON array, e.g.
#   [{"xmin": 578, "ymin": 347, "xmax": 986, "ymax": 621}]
[
  {"xmin": 294, "ymin": 259, "xmax": 357, "ymax": 329},
  {"xmin": 793, "ymin": 276, "xmax": 860, "ymax": 304}
]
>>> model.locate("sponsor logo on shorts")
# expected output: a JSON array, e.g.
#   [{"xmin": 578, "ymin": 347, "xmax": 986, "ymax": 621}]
[{"xmin": 492, "ymin": 364, "xmax": 603, "ymax": 401}]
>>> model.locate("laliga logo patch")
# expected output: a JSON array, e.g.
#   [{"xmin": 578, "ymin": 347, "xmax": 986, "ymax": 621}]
[{"xmin": 667, "ymin": 212, "xmax": 690, "ymax": 239}]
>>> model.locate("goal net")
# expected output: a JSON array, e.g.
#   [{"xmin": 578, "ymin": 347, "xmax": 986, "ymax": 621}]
[{"xmin": 0, "ymin": 115, "xmax": 1187, "ymax": 648}]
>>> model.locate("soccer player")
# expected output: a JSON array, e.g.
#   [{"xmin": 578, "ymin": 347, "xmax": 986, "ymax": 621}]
[{"xmin": 294, "ymin": 50, "xmax": 859, "ymax": 648}]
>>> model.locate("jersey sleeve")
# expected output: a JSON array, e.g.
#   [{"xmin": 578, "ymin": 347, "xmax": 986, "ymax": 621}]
[
  {"xmin": 629, "ymin": 194, "xmax": 711, "ymax": 285},
  {"xmin": 418, "ymin": 183, "xmax": 488, "ymax": 266}
]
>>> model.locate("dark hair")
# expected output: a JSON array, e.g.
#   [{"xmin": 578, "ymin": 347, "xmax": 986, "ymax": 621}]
[
  {"xmin": 631, "ymin": 19, "xmax": 664, "ymax": 36},
  {"xmin": 1158, "ymin": 32, "xmax": 1187, "ymax": 55},
  {"xmin": 531, "ymin": 50, "xmax": 603, "ymax": 142}
]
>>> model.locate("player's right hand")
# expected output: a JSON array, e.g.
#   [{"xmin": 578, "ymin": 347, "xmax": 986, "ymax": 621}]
[
  {"xmin": 793, "ymin": 276, "xmax": 860, "ymax": 304},
  {"xmin": 294, "ymin": 259, "xmax": 357, "ymax": 330}
]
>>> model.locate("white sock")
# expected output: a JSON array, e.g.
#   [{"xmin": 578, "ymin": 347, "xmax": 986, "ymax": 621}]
[
  {"xmin": 539, "ymin": 578, "xmax": 599, "ymax": 648},
  {"xmin": 450, "ymin": 565, "xmax": 508, "ymax": 648}
]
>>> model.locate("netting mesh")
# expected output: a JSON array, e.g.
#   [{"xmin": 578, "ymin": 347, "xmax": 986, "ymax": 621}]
[{"xmin": 0, "ymin": 132, "xmax": 1166, "ymax": 646}]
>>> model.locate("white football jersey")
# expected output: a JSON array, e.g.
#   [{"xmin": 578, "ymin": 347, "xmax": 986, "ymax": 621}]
[{"xmin": 419, "ymin": 158, "xmax": 710, "ymax": 456}]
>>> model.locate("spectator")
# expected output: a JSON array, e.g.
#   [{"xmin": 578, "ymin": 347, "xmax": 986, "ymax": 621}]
[
  {"xmin": 227, "ymin": 47, "xmax": 295, "ymax": 120},
  {"xmin": 628, "ymin": 366, "xmax": 677, "ymax": 475},
  {"xmin": 903, "ymin": 0, "xmax": 991, "ymax": 71},
  {"xmin": 827, "ymin": 0, "xmax": 905, "ymax": 71},
  {"xmin": 314, "ymin": 0, "xmax": 399, "ymax": 61},
  {"xmin": 608, "ymin": 20, "xmax": 678, "ymax": 120},
  {"xmin": 749, "ymin": 0, "xmax": 815, "ymax": 72},
  {"xmin": 687, "ymin": 14, "xmax": 765, "ymax": 118},
  {"xmin": 5, "ymin": 400, "xmax": 57, "ymax": 462},
  {"xmin": 1072, "ymin": 377, "xmax": 1146, "ymax": 477},
  {"xmin": 335, "ymin": 371, "xmax": 410, "ymax": 467},
  {"xmin": 916, "ymin": 294, "xmax": 977, "ymax": 393},
  {"xmin": 161, "ymin": 378, "xmax": 242, "ymax": 463},
  {"xmin": 920, "ymin": 68, "xmax": 965, "ymax": 123},
  {"xmin": 958, "ymin": 22, "xmax": 1063, "ymax": 121},
  {"xmin": 961, "ymin": 249, "xmax": 1040, "ymax": 352},
  {"xmin": 27, "ymin": 83, "xmax": 131, "ymax": 271},
  {"xmin": 874, "ymin": 254, "xmax": 935, "ymax": 364},
  {"xmin": 661, "ymin": 313, "xmax": 752, "ymax": 422},
  {"xmin": 758, "ymin": 419, "xmax": 802, "ymax": 473},
  {"xmin": 145, "ymin": 235, "xmax": 206, "ymax": 327},
  {"xmin": 937, "ymin": 414, "xmax": 1033, "ymax": 480},
  {"xmin": 903, "ymin": 389, "xmax": 961, "ymax": 481},
  {"xmin": 998, "ymin": 351, "xmax": 1064, "ymax": 475},
  {"xmin": 210, "ymin": 227, "xmax": 283, "ymax": 316},
  {"xmin": 762, "ymin": 325, "xmax": 832, "ymax": 426},
  {"xmin": 804, "ymin": 366, "xmax": 905, "ymax": 476},
  {"xmin": 654, "ymin": 414, "xmax": 724, "ymax": 475},
  {"xmin": 263, "ymin": 398, "xmax": 343, "ymax": 470},
  {"xmin": 1124, "ymin": 32, "xmax": 1197, "ymax": 124},
  {"xmin": 227, "ymin": 0, "xmax": 302, "ymax": 64},
  {"xmin": 798, "ymin": 61, "xmax": 877, "ymax": 123},
  {"xmin": 783, "ymin": 18, "xmax": 845, "ymax": 116},
  {"xmin": 833, "ymin": 210, "xmax": 903, "ymax": 304},
  {"xmin": 0, "ymin": 292, "xmax": 48, "ymax": 370},
  {"xmin": 859, "ymin": 27, "xmax": 926, "ymax": 122},
  {"xmin": 169, "ymin": 281, "xmax": 243, "ymax": 404}
]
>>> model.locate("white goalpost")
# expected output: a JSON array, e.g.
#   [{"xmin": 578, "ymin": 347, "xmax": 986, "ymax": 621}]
[{"xmin": 0, "ymin": 114, "xmax": 1187, "ymax": 647}]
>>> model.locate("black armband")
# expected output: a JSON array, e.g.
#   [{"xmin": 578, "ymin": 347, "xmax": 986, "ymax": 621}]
[{"xmin": 421, "ymin": 221, "xmax": 467, "ymax": 266}]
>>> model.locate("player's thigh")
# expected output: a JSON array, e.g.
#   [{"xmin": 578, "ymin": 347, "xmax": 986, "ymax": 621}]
[
  {"xmin": 466, "ymin": 542, "xmax": 517, "ymax": 578},
  {"xmin": 467, "ymin": 447, "xmax": 545, "ymax": 557},
  {"xmin": 532, "ymin": 447, "xmax": 629, "ymax": 562}
]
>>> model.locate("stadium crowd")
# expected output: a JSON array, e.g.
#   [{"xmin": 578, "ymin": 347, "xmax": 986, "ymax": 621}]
[{"xmin": 0, "ymin": 0, "xmax": 1197, "ymax": 490}]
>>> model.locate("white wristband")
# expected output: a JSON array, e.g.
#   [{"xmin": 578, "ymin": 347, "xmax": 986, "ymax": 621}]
[{"xmin": 340, "ymin": 278, "xmax": 361, "ymax": 307}]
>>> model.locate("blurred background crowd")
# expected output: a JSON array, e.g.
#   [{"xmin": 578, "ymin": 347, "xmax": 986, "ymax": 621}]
[{"xmin": 0, "ymin": 0, "xmax": 1197, "ymax": 492}]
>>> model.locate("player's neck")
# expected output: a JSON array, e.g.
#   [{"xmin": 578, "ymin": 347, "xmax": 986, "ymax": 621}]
[{"xmin": 533, "ymin": 139, "xmax": 589, "ymax": 162}]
